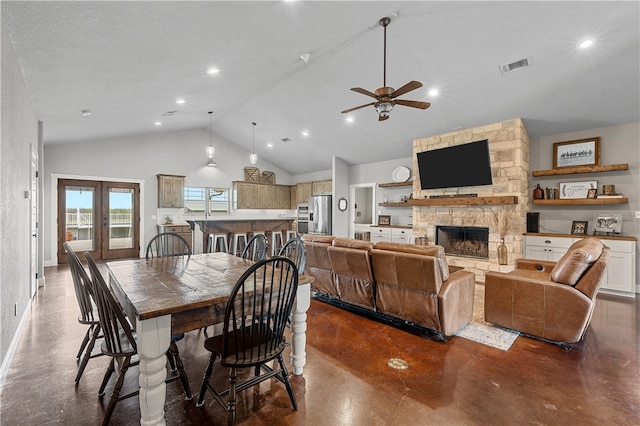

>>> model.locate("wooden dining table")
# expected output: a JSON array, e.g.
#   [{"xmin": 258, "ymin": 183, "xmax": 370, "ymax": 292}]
[{"xmin": 106, "ymin": 252, "xmax": 312, "ymax": 426}]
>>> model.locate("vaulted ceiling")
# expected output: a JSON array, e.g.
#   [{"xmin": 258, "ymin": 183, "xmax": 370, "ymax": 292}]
[{"xmin": 3, "ymin": 1, "xmax": 639, "ymax": 175}]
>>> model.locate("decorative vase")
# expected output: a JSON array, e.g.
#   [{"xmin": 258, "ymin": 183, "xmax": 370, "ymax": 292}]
[
  {"xmin": 533, "ymin": 184, "xmax": 544, "ymax": 200},
  {"xmin": 497, "ymin": 237, "xmax": 508, "ymax": 265}
]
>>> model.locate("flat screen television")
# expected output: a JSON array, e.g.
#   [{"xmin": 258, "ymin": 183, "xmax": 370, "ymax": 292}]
[{"xmin": 417, "ymin": 139, "xmax": 493, "ymax": 190}]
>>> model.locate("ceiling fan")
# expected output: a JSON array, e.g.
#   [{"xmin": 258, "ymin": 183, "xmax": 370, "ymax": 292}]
[{"xmin": 341, "ymin": 16, "xmax": 431, "ymax": 121}]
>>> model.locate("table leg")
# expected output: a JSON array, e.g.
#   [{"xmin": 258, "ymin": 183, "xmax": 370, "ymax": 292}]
[
  {"xmin": 136, "ymin": 315, "xmax": 171, "ymax": 426},
  {"xmin": 290, "ymin": 283, "xmax": 310, "ymax": 375}
]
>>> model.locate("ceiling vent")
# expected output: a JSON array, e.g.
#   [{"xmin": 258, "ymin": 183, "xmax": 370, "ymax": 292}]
[
  {"xmin": 281, "ymin": 137, "xmax": 291, "ymax": 143},
  {"xmin": 499, "ymin": 57, "xmax": 532, "ymax": 74},
  {"xmin": 162, "ymin": 110, "xmax": 178, "ymax": 116}
]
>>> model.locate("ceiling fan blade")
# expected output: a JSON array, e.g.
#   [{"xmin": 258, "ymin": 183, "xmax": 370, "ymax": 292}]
[
  {"xmin": 395, "ymin": 99, "xmax": 431, "ymax": 110},
  {"xmin": 378, "ymin": 114, "xmax": 389, "ymax": 122},
  {"xmin": 341, "ymin": 102, "xmax": 376, "ymax": 114},
  {"xmin": 390, "ymin": 81, "xmax": 423, "ymax": 98},
  {"xmin": 350, "ymin": 87, "xmax": 379, "ymax": 99}
]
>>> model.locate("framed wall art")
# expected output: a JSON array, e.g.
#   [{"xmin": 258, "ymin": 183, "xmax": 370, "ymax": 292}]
[
  {"xmin": 594, "ymin": 216, "xmax": 622, "ymax": 234},
  {"xmin": 559, "ymin": 181, "xmax": 597, "ymax": 199},
  {"xmin": 553, "ymin": 137, "xmax": 600, "ymax": 169},
  {"xmin": 570, "ymin": 221, "xmax": 588, "ymax": 235},
  {"xmin": 378, "ymin": 215, "xmax": 391, "ymax": 226}
]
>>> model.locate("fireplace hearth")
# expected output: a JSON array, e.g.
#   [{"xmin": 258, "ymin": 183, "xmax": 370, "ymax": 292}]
[{"xmin": 436, "ymin": 226, "xmax": 489, "ymax": 259}]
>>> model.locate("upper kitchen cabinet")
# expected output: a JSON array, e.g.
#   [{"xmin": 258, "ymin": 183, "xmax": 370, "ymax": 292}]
[
  {"xmin": 157, "ymin": 174, "xmax": 185, "ymax": 208},
  {"xmin": 312, "ymin": 179, "xmax": 332, "ymax": 195},
  {"xmin": 296, "ymin": 182, "xmax": 313, "ymax": 204},
  {"xmin": 295, "ymin": 180, "xmax": 332, "ymax": 204},
  {"xmin": 233, "ymin": 181, "xmax": 291, "ymax": 209}
]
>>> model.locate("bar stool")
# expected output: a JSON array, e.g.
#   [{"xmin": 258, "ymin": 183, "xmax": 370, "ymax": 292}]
[
  {"xmin": 231, "ymin": 233, "xmax": 248, "ymax": 256},
  {"xmin": 286, "ymin": 230, "xmax": 298, "ymax": 241},
  {"xmin": 208, "ymin": 234, "xmax": 229, "ymax": 253},
  {"xmin": 270, "ymin": 231, "xmax": 284, "ymax": 256}
]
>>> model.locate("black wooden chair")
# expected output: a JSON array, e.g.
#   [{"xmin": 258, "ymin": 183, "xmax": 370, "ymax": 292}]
[
  {"xmin": 278, "ymin": 237, "xmax": 306, "ymax": 273},
  {"xmin": 240, "ymin": 233, "xmax": 268, "ymax": 262},
  {"xmin": 83, "ymin": 252, "xmax": 192, "ymax": 425},
  {"xmin": 145, "ymin": 232, "xmax": 191, "ymax": 259},
  {"xmin": 64, "ymin": 242, "xmax": 103, "ymax": 383},
  {"xmin": 196, "ymin": 257, "xmax": 299, "ymax": 424}
]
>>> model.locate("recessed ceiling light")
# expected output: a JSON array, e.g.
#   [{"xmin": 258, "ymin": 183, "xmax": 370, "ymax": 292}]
[
  {"xmin": 80, "ymin": 109, "xmax": 92, "ymax": 116},
  {"xmin": 207, "ymin": 67, "xmax": 220, "ymax": 75},
  {"xmin": 154, "ymin": 121, "xmax": 162, "ymax": 126},
  {"xmin": 578, "ymin": 38, "xmax": 596, "ymax": 49},
  {"xmin": 346, "ymin": 117, "xmax": 354, "ymax": 123},
  {"xmin": 428, "ymin": 88, "xmax": 439, "ymax": 97},
  {"xmin": 267, "ymin": 143, "xmax": 273, "ymax": 148},
  {"xmin": 301, "ymin": 130, "xmax": 309, "ymax": 137},
  {"xmin": 176, "ymin": 99, "xmax": 186, "ymax": 104}
]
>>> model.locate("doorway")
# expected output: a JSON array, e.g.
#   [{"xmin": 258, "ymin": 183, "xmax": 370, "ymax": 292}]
[{"xmin": 57, "ymin": 179, "xmax": 140, "ymax": 263}]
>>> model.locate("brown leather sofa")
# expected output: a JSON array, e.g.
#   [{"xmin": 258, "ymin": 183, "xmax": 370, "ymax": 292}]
[
  {"xmin": 371, "ymin": 242, "xmax": 476, "ymax": 336},
  {"xmin": 300, "ymin": 234, "xmax": 337, "ymax": 297},
  {"xmin": 301, "ymin": 235, "xmax": 476, "ymax": 337},
  {"xmin": 484, "ymin": 237, "xmax": 610, "ymax": 343}
]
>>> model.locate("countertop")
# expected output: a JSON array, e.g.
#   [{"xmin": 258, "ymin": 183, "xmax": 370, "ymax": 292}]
[{"xmin": 524, "ymin": 232, "xmax": 637, "ymax": 242}]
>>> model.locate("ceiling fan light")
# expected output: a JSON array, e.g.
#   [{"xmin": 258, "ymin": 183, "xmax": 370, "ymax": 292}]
[{"xmin": 376, "ymin": 102, "xmax": 394, "ymax": 117}]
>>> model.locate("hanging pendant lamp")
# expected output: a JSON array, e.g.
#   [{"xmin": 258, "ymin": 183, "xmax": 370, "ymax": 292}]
[
  {"xmin": 206, "ymin": 111, "xmax": 216, "ymax": 167},
  {"xmin": 249, "ymin": 121, "xmax": 257, "ymax": 165}
]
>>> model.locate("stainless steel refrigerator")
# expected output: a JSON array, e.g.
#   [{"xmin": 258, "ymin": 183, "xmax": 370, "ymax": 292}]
[{"xmin": 309, "ymin": 195, "xmax": 332, "ymax": 235}]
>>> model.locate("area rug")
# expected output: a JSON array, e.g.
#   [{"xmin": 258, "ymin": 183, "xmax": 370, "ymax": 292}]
[{"xmin": 455, "ymin": 284, "xmax": 519, "ymax": 351}]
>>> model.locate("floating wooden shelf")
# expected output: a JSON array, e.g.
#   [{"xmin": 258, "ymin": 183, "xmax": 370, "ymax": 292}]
[
  {"xmin": 379, "ymin": 202, "xmax": 411, "ymax": 207},
  {"xmin": 378, "ymin": 181, "xmax": 413, "ymax": 188},
  {"xmin": 408, "ymin": 195, "xmax": 518, "ymax": 206},
  {"xmin": 532, "ymin": 163, "xmax": 629, "ymax": 177},
  {"xmin": 532, "ymin": 198, "xmax": 628, "ymax": 205}
]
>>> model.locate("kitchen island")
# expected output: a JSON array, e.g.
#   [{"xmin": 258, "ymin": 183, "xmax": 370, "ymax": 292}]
[{"xmin": 187, "ymin": 218, "xmax": 296, "ymax": 253}]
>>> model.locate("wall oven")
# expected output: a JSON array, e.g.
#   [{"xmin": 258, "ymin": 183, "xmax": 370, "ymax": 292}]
[{"xmin": 297, "ymin": 202, "xmax": 309, "ymax": 234}]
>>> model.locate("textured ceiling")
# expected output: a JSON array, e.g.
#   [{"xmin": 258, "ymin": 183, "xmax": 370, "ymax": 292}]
[{"xmin": 3, "ymin": 1, "xmax": 639, "ymax": 175}]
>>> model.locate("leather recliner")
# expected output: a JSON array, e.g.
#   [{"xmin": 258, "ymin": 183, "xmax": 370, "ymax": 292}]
[
  {"xmin": 300, "ymin": 234, "xmax": 337, "ymax": 297},
  {"xmin": 484, "ymin": 237, "xmax": 610, "ymax": 343}
]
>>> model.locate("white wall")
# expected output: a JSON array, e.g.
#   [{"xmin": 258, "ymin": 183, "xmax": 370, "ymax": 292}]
[
  {"xmin": 1, "ymin": 21, "xmax": 40, "ymax": 377},
  {"xmin": 332, "ymin": 156, "xmax": 350, "ymax": 237},
  {"xmin": 43, "ymin": 128, "xmax": 294, "ymax": 264}
]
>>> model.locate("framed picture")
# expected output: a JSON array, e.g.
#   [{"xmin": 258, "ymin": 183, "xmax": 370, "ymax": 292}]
[
  {"xmin": 378, "ymin": 215, "xmax": 391, "ymax": 226},
  {"xmin": 571, "ymin": 220, "xmax": 588, "ymax": 235},
  {"xmin": 559, "ymin": 181, "xmax": 597, "ymax": 199},
  {"xmin": 586, "ymin": 188, "xmax": 597, "ymax": 199},
  {"xmin": 553, "ymin": 137, "xmax": 600, "ymax": 169},
  {"xmin": 594, "ymin": 216, "xmax": 622, "ymax": 234}
]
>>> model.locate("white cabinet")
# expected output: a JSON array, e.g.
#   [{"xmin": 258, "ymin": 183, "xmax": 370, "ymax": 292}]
[
  {"xmin": 370, "ymin": 227, "xmax": 392, "ymax": 243},
  {"xmin": 524, "ymin": 234, "xmax": 636, "ymax": 297},
  {"xmin": 524, "ymin": 235, "xmax": 573, "ymax": 262},
  {"xmin": 391, "ymin": 228, "xmax": 412, "ymax": 244},
  {"xmin": 599, "ymin": 239, "xmax": 636, "ymax": 296}
]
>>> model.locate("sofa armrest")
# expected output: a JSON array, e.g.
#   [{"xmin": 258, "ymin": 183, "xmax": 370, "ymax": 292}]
[
  {"xmin": 437, "ymin": 270, "xmax": 476, "ymax": 336},
  {"xmin": 515, "ymin": 258, "xmax": 557, "ymax": 273}
]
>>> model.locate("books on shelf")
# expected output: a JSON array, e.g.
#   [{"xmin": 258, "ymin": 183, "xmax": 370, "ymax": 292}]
[{"xmin": 597, "ymin": 193, "xmax": 624, "ymax": 198}]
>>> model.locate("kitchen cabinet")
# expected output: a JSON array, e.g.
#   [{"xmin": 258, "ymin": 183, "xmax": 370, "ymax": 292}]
[
  {"xmin": 312, "ymin": 179, "xmax": 332, "ymax": 195},
  {"xmin": 296, "ymin": 182, "xmax": 312, "ymax": 204},
  {"xmin": 157, "ymin": 224, "xmax": 192, "ymax": 251},
  {"xmin": 157, "ymin": 174, "xmax": 185, "ymax": 208},
  {"xmin": 524, "ymin": 233, "xmax": 637, "ymax": 297},
  {"xmin": 233, "ymin": 181, "xmax": 291, "ymax": 209}
]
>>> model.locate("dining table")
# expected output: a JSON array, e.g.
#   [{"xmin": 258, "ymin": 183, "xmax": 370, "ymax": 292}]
[{"xmin": 106, "ymin": 252, "xmax": 313, "ymax": 426}]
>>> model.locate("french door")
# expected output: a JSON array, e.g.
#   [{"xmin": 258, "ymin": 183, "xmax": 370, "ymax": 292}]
[{"xmin": 58, "ymin": 179, "xmax": 140, "ymax": 263}]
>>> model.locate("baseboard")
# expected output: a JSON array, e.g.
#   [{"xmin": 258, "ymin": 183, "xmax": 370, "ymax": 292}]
[
  {"xmin": 37, "ymin": 276, "xmax": 45, "ymax": 288},
  {"xmin": 0, "ymin": 298, "xmax": 33, "ymax": 390}
]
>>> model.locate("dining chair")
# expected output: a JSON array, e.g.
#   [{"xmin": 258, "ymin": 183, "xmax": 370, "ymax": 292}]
[
  {"xmin": 278, "ymin": 237, "xmax": 306, "ymax": 273},
  {"xmin": 196, "ymin": 257, "xmax": 299, "ymax": 424},
  {"xmin": 240, "ymin": 233, "xmax": 268, "ymax": 262},
  {"xmin": 64, "ymin": 242, "xmax": 103, "ymax": 384},
  {"xmin": 83, "ymin": 252, "xmax": 192, "ymax": 425},
  {"xmin": 145, "ymin": 232, "xmax": 191, "ymax": 259}
]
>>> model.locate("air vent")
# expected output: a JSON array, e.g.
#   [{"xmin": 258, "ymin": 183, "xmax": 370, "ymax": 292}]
[
  {"xmin": 281, "ymin": 137, "xmax": 291, "ymax": 142},
  {"xmin": 499, "ymin": 57, "xmax": 532, "ymax": 74},
  {"xmin": 162, "ymin": 111, "xmax": 178, "ymax": 116}
]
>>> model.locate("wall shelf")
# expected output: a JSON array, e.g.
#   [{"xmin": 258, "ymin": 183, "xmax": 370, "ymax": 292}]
[
  {"xmin": 532, "ymin": 163, "xmax": 629, "ymax": 177},
  {"xmin": 378, "ymin": 181, "xmax": 413, "ymax": 188},
  {"xmin": 532, "ymin": 198, "xmax": 628, "ymax": 205},
  {"xmin": 379, "ymin": 202, "xmax": 411, "ymax": 207},
  {"xmin": 408, "ymin": 195, "xmax": 518, "ymax": 206}
]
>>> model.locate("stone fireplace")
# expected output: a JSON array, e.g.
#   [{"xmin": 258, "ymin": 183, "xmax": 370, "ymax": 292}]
[
  {"xmin": 436, "ymin": 226, "xmax": 489, "ymax": 259},
  {"xmin": 412, "ymin": 118, "xmax": 530, "ymax": 282}
]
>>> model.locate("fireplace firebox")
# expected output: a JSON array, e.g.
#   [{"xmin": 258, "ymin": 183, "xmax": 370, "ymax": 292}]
[{"xmin": 435, "ymin": 226, "xmax": 489, "ymax": 259}]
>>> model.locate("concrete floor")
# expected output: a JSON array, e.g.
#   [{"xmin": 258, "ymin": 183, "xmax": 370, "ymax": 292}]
[{"xmin": 1, "ymin": 263, "xmax": 639, "ymax": 425}]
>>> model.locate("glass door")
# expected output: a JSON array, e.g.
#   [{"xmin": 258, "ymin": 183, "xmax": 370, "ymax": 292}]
[{"xmin": 58, "ymin": 179, "xmax": 139, "ymax": 263}]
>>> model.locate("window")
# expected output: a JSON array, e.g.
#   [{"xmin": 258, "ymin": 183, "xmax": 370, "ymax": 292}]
[{"xmin": 184, "ymin": 187, "xmax": 229, "ymax": 214}]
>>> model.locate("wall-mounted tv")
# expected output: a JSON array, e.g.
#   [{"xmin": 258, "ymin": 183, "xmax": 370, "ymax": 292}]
[{"xmin": 417, "ymin": 139, "xmax": 493, "ymax": 190}]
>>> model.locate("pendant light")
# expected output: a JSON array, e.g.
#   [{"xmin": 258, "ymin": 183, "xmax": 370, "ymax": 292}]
[
  {"xmin": 206, "ymin": 111, "xmax": 216, "ymax": 167},
  {"xmin": 249, "ymin": 121, "xmax": 257, "ymax": 165}
]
